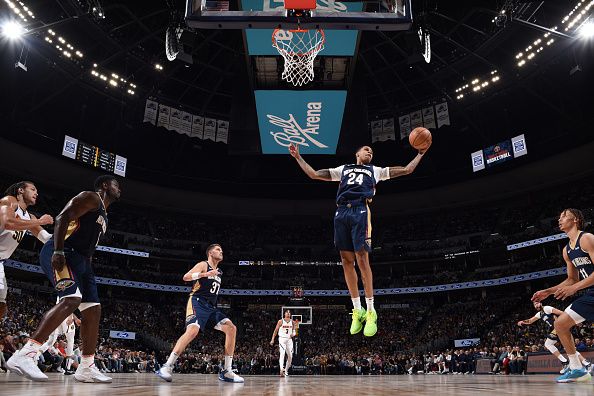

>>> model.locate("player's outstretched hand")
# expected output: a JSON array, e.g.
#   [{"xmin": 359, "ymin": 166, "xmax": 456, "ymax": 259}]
[
  {"xmin": 39, "ymin": 214, "xmax": 54, "ymax": 225},
  {"xmin": 419, "ymin": 140, "xmax": 432, "ymax": 155},
  {"xmin": 531, "ymin": 290, "xmax": 549, "ymax": 302},
  {"xmin": 270, "ymin": 340, "xmax": 274, "ymax": 346},
  {"xmin": 289, "ymin": 143, "xmax": 300, "ymax": 159},
  {"xmin": 517, "ymin": 321, "xmax": 523, "ymax": 327}
]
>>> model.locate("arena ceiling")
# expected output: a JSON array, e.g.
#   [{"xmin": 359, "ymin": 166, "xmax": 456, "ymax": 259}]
[{"xmin": 0, "ymin": 0, "xmax": 593, "ymax": 197}]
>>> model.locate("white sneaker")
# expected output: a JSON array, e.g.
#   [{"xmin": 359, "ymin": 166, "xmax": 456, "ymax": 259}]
[
  {"xmin": 157, "ymin": 365, "xmax": 173, "ymax": 382},
  {"xmin": 75, "ymin": 365, "xmax": 113, "ymax": 383},
  {"xmin": 219, "ymin": 369, "xmax": 244, "ymax": 383},
  {"xmin": 57, "ymin": 367, "xmax": 65, "ymax": 374},
  {"xmin": 6, "ymin": 352, "xmax": 48, "ymax": 381},
  {"xmin": 284, "ymin": 368, "xmax": 289, "ymax": 377}
]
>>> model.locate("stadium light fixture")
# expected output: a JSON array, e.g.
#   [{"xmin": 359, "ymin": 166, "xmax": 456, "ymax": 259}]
[
  {"xmin": 1, "ymin": 20, "xmax": 25, "ymax": 40},
  {"xmin": 579, "ymin": 19, "xmax": 594, "ymax": 38}
]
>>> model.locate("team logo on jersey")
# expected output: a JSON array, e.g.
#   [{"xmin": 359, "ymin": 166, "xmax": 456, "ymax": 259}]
[{"xmin": 55, "ymin": 278, "xmax": 75, "ymax": 291}]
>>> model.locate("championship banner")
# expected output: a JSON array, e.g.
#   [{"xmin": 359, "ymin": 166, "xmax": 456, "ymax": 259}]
[
  {"xmin": 255, "ymin": 90, "xmax": 346, "ymax": 154},
  {"xmin": 242, "ymin": 0, "xmax": 363, "ymax": 56},
  {"xmin": 454, "ymin": 338, "xmax": 480, "ymax": 347},
  {"xmin": 180, "ymin": 112, "xmax": 193, "ymax": 136},
  {"xmin": 192, "ymin": 115, "xmax": 205, "ymax": 139},
  {"xmin": 381, "ymin": 118, "xmax": 396, "ymax": 141},
  {"xmin": 422, "ymin": 106, "xmax": 436, "ymax": 129},
  {"xmin": 169, "ymin": 108, "xmax": 183, "ymax": 133},
  {"xmin": 410, "ymin": 110, "xmax": 423, "ymax": 129},
  {"xmin": 371, "ymin": 120, "xmax": 383, "ymax": 143},
  {"xmin": 435, "ymin": 101, "xmax": 450, "ymax": 128},
  {"xmin": 204, "ymin": 118, "xmax": 217, "ymax": 141},
  {"xmin": 157, "ymin": 104, "xmax": 171, "ymax": 129},
  {"xmin": 216, "ymin": 120, "xmax": 230, "ymax": 144},
  {"xmin": 109, "ymin": 331, "xmax": 136, "ymax": 340},
  {"xmin": 511, "ymin": 134, "xmax": 528, "ymax": 157},
  {"xmin": 143, "ymin": 99, "xmax": 158, "ymax": 125},
  {"xmin": 399, "ymin": 114, "xmax": 411, "ymax": 140}
]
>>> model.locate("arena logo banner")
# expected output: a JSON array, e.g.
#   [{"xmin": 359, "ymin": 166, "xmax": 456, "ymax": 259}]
[
  {"xmin": 241, "ymin": 0, "xmax": 363, "ymax": 56},
  {"xmin": 109, "ymin": 330, "xmax": 136, "ymax": 340},
  {"xmin": 454, "ymin": 338, "xmax": 480, "ymax": 347},
  {"xmin": 255, "ymin": 90, "xmax": 346, "ymax": 154}
]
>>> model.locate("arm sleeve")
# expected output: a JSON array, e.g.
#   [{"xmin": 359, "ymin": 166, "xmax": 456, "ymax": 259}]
[
  {"xmin": 373, "ymin": 166, "xmax": 390, "ymax": 182},
  {"xmin": 543, "ymin": 306, "xmax": 554, "ymax": 315},
  {"xmin": 329, "ymin": 166, "xmax": 344, "ymax": 182},
  {"xmin": 533, "ymin": 312, "xmax": 542, "ymax": 319}
]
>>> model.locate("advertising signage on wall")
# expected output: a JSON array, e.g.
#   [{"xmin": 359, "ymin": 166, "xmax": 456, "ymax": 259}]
[
  {"xmin": 471, "ymin": 134, "xmax": 528, "ymax": 173},
  {"xmin": 254, "ymin": 90, "xmax": 346, "ymax": 154}
]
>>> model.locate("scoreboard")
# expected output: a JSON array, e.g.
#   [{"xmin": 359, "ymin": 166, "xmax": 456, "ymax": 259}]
[{"xmin": 62, "ymin": 135, "xmax": 127, "ymax": 177}]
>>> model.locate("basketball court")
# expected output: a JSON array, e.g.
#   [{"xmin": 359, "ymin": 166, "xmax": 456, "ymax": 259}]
[{"xmin": 1, "ymin": 373, "xmax": 592, "ymax": 396}]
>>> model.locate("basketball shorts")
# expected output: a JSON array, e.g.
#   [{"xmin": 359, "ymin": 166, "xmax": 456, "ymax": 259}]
[
  {"xmin": 334, "ymin": 202, "xmax": 372, "ymax": 253},
  {"xmin": 40, "ymin": 240, "xmax": 99, "ymax": 304},
  {"xmin": 565, "ymin": 292, "xmax": 594, "ymax": 324},
  {"xmin": 279, "ymin": 337, "xmax": 294, "ymax": 355},
  {"xmin": 185, "ymin": 295, "xmax": 229, "ymax": 331},
  {"xmin": 0, "ymin": 260, "xmax": 6, "ymax": 303}
]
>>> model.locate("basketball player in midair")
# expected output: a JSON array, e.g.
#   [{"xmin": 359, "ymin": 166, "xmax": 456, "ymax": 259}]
[
  {"xmin": 517, "ymin": 301, "xmax": 590, "ymax": 374},
  {"xmin": 289, "ymin": 144, "xmax": 429, "ymax": 336},
  {"xmin": 270, "ymin": 309, "xmax": 296, "ymax": 376},
  {"xmin": 157, "ymin": 244, "xmax": 244, "ymax": 383},
  {"xmin": 532, "ymin": 208, "xmax": 594, "ymax": 383},
  {"xmin": 7, "ymin": 175, "xmax": 120, "ymax": 382},
  {"xmin": 0, "ymin": 181, "xmax": 54, "ymax": 321}
]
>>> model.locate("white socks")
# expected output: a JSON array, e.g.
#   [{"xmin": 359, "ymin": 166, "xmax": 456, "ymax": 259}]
[
  {"xmin": 224, "ymin": 355, "xmax": 233, "ymax": 371},
  {"xmin": 558, "ymin": 355, "xmax": 568, "ymax": 363},
  {"xmin": 20, "ymin": 340, "xmax": 42, "ymax": 359},
  {"xmin": 569, "ymin": 353, "xmax": 583, "ymax": 370},
  {"xmin": 365, "ymin": 297, "xmax": 375, "ymax": 312},
  {"xmin": 81, "ymin": 355, "xmax": 94, "ymax": 368},
  {"xmin": 166, "ymin": 352, "xmax": 179, "ymax": 367},
  {"xmin": 352, "ymin": 297, "xmax": 361, "ymax": 310}
]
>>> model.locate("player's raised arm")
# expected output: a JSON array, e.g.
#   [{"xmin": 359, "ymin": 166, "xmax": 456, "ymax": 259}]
[
  {"xmin": 532, "ymin": 249, "xmax": 578, "ymax": 302},
  {"xmin": 270, "ymin": 319, "xmax": 282, "ymax": 345},
  {"xmin": 182, "ymin": 261, "xmax": 211, "ymax": 282},
  {"xmin": 0, "ymin": 196, "xmax": 53, "ymax": 231},
  {"xmin": 27, "ymin": 214, "xmax": 53, "ymax": 244},
  {"xmin": 517, "ymin": 314, "xmax": 539, "ymax": 327},
  {"xmin": 385, "ymin": 146, "xmax": 430, "ymax": 179},
  {"xmin": 288, "ymin": 143, "xmax": 333, "ymax": 181}
]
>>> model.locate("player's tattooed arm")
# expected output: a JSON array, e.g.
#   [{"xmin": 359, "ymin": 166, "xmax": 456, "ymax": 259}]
[
  {"xmin": 288, "ymin": 143, "xmax": 333, "ymax": 181},
  {"xmin": 388, "ymin": 152, "xmax": 425, "ymax": 179}
]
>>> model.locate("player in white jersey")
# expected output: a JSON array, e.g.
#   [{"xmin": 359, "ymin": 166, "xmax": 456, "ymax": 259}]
[
  {"xmin": 270, "ymin": 309, "xmax": 296, "ymax": 377},
  {"xmin": 38, "ymin": 305, "xmax": 80, "ymax": 374},
  {"xmin": 0, "ymin": 181, "xmax": 53, "ymax": 320}
]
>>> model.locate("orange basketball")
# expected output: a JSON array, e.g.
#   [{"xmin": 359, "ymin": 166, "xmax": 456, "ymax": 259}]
[{"xmin": 409, "ymin": 127, "xmax": 432, "ymax": 150}]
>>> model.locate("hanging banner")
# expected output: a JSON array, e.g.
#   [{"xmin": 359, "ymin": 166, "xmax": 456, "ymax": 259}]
[
  {"xmin": 180, "ymin": 112, "xmax": 193, "ymax": 136},
  {"xmin": 471, "ymin": 150, "xmax": 485, "ymax": 172},
  {"xmin": 382, "ymin": 118, "xmax": 396, "ymax": 141},
  {"xmin": 410, "ymin": 110, "xmax": 423, "ymax": 129},
  {"xmin": 399, "ymin": 114, "xmax": 411, "ymax": 140},
  {"xmin": 436, "ymin": 101, "xmax": 450, "ymax": 128},
  {"xmin": 157, "ymin": 105, "xmax": 171, "ymax": 129},
  {"xmin": 169, "ymin": 108, "xmax": 183, "ymax": 133},
  {"xmin": 422, "ymin": 106, "xmax": 436, "ymax": 129},
  {"xmin": 371, "ymin": 120, "xmax": 383, "ymax": 143},
  {"xmin": 143, "ymin": 99, "xmax": 158, "ymax": 125},
  {"xmin": 511, "ymin": 134, "xmax": 528, "ymax": 157},
  {"xmin": 192, "ymin": 115, "xmax": 205, "ymax": 139},
  {"xmin": 204, "ymin": 118, "xmax": 217, "ymax": 141},
  {"xmin": 216, "ymin": 120, "xmax": 229, "ymax": 144}
]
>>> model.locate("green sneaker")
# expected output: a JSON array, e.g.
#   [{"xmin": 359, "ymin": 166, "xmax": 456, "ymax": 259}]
[
  {"xmin": 350, "ymin": 308, "xmax": 366, "ymax": 335},
  {"xmin": 363, "ymin": 309, "xmax": 377, "ymax": 337}
]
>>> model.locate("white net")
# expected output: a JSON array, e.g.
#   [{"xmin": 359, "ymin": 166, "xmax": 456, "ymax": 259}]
[{"xmin": 272, "ymin": 28, "xmax": 325, "ymax": 87}]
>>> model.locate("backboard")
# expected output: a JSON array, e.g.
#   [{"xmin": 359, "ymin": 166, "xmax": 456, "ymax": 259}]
[{"xmin": 185, "ymin": 0, "xmax": 413, "ymax": 31}]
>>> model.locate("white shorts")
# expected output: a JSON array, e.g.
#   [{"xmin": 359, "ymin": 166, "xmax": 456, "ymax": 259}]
[{"xmin": 279, "ymin": 337, "xmax": 294, "ymax": 354}]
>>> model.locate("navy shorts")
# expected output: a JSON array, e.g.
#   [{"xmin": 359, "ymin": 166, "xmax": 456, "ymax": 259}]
[
  {"xmin": 40, "ymin": 240, "xmax": 99, "ymax": 303},
  {"xmin": 566, "ymin": 292, "xmax": 594, "ymax": 323},
  {"xmin": 334, "ymin": 202, "xmax": 372, "ymax": 253},
  {"xmin": 185, "ymin": 296, "xmax": 228, "ymax": 330}
]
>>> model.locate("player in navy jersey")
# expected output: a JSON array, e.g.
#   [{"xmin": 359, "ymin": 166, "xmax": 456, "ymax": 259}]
[
  {"xmin": 7, "ymin": 175, "xmax": 120, "ymax": 383},
  {"xmin": 517, "ymin": 301, "xmax": 590, "ymax": 374},
  {"xmin": 157, "ymin": 244, "xmax": 244, "ymax": 383},
  {"xmin": 289, "ymin": 143, "xmax": 430, "ymax": 337},
  {"xmin": 532, "ymin": 208, "xmax": 594, "ymax": 383}
]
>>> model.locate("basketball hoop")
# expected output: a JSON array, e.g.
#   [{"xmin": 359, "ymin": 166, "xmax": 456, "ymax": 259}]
[{"xmin": 272, "ymin": 27, "xmax": 325, "ymax": 87}]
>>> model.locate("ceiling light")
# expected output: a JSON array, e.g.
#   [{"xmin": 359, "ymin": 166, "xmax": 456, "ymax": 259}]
[
  {"xmin": 579, "ymin": 19, "xmax": 594, "ymax": 38},
  {"xmin": 1, "ymin": 20, "xmax": 25, "ymax": 40}
]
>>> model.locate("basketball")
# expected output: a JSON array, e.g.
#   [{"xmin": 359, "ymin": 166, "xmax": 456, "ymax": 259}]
[{"xmin": 409, "ymin": 127, "xmax": 432, "ymax": 150}]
